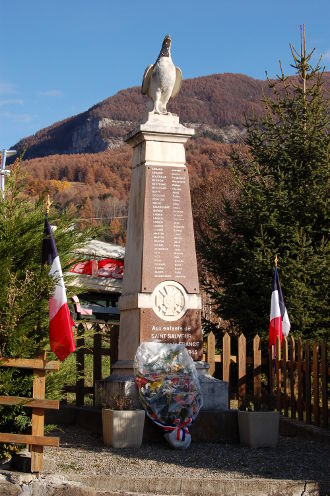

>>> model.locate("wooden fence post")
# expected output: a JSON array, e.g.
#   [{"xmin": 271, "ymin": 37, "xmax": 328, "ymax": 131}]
[
  {"xmin": 312, "ymin": 340, "xmax": 319, "ymax": 426},
  {"xmin": 297, "ymin": 338, "xmax": 303, "ymax": 421},
  {"xmin": 289, "ymin": 336, "xmax": 296, "ymax": 419},
  {"xmin": 207, "ymin": 332, "xmax": 216, "ymax": 377},
  {"xmin": 320, "ymin": 341, "xmax": 328, "ymax": 428},
  {"xmin": 282, "ymin": 337, "xmax": 288, "ymax": 416},
  {"xmin": 222, "ymin": 333, "xmax": 231, "ymax": 408},
  {"xmin": 305, "ymin": 341, "xmax": 311, "ymax": 424},
  {"xmin": 76, "ymin": 323, "xmax": 85, "ymax": 406},
  {"xmin": 238, "ymin": 334, "xmax": 246, "ymax": 408},
  {"xmin": 0, "ymin": 352, "xmax": 60, "ymax": 474},
  {"xmin": 93, "ymin": 324, "xmax": 102, "ymax": 406},
  {"xmin": 31, "ymin": 351, "xmax": 46, "ymax": 473},
  {"xmin": 276, "ymin": 336, "xmax": 282, "ymax": 412},
  {"xmin": 253, "ymin": 334, "xmax": 262, "ymax": 406}
]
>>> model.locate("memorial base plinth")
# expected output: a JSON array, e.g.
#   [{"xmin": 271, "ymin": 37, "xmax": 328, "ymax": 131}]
[
  {"xmin": 143, "ymin": 410, "xmax": 239, "ymax": 443},
  {"xmin": 195, "ymin": 362, "xmax": 229, "ymax": 410},
  {"xmin": 96, "ymin": 361, "xmax": 229, "ymax": 412},
  {"xmin": 95, "ymin": 361, "xmax": 140, "ymax": 409}
]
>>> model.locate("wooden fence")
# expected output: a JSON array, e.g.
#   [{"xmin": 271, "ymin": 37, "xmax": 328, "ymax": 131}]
[
  {"xmin": 0, "ymin": 351, "xmax": 60, "ymax": 473},
  {"xmin": 63, "ymin": 324, "xmax": 328, "ymax": 429},
  {"xmin": 205, "ymin": 332, "xmax": 329, "ymax": 428},
  {"xmin": 63, "ymin": 322, "xmax": 119, "ymax": 406}
]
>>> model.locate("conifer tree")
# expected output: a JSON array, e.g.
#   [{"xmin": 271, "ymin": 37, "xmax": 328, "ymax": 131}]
[
  {"xmin": 198, "ymin": 28, "xmax": 329, "ymax": 341},
  {"xmin": 0, "ymin": 160, "xmax": 92, "ymax": 356},
  {"xmin": 0, "ymin": 159, "xmax": 92, "ymax": 448}
]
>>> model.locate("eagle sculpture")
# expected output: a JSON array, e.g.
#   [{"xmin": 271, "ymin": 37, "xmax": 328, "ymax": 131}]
[{"xmin": 142, "ymin": 34, "xmax": 182, "ymax": 115}]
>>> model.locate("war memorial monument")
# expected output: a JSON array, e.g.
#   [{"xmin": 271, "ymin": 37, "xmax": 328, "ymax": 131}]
[{"xmin": 97, "ymin": 36, "xmax": 233, "ymax": 440}]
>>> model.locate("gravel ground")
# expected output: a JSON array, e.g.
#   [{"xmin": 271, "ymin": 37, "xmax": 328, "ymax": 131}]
[{"xmin": 43, "ymin": 425, "xmax": 330, "ymax": 482}]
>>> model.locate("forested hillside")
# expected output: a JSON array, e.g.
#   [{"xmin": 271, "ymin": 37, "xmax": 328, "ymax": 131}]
[
  {"xmin": 22, "ymin": 138, "xmax": 236, "ymax": 239},
  {"xmin": 13, "ymin": 72, "xmax": 330, "ymax": 158},
  {"xmin": 14, "ymin": 73, "xmax": 278, "ymax": 158},
  {"xmin": 13, "ymin": 71, "xmax": 329, "ymax": 242}
]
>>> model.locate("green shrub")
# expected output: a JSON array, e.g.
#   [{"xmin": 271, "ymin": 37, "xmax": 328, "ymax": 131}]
[{"xmin": 0, "ymin": 159, "xmax": 93, "ymax": 459}]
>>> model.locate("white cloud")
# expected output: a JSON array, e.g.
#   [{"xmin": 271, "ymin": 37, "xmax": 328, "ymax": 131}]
[
  {"xmin": 323, "ymin": 50, "xmax": 330, "ymax": 61},
  {"xmin": 38, "ymin": 89, "xmax": 63, "ymax": 97},
  {"xmin": 0, "ymin": 99, "xmax": 24, "ymax": 107},
  {"xmin": 0, "ymin": 82, "xmax": 17, "ymax": 95},
  {"xmin": 0, "ymin": 111, "xmax": 33, "ymax": 123}
]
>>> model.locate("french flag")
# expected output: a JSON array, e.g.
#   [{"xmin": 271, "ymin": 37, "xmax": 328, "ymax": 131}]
[
  {"xmin": 42, "ymin": 214, "xmax": 76, "ymax": 361},
  {"xmin": 269, "ymin": 266, "xmax": 291, "ymax": 353}
]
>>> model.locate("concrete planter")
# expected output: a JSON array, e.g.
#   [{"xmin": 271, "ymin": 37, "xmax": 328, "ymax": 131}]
[
  {"xmin": 238, "ymin": 411, "xmax": 280, "ymax": 448},
  {"xmin": 102, "ymin": 409, "xmax": 145, "ymax": 448}
]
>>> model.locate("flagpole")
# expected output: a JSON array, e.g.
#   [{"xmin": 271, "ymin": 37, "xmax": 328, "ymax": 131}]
[
  {"xmin": 272, "ymin": 255, "xmax": 278, "ymax": 363},
  {"xmin": 46, "ymin": 194, "xmax": 51, "ymax": 215},
  {"xmin": 37, "ymin": 195, "xmax": 52, "ymax": 335}
]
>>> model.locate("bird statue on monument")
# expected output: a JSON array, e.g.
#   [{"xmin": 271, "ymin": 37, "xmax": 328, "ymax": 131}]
[{"xmin": 142, "ymin": 34, "xmax": 182, "ymax": 115}]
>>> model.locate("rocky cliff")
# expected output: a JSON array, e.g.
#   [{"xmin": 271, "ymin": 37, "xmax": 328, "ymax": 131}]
[
  {"xmin": 13, "ymin": 73, "xmax": 279, "ymax": 158},
  {"xmin": 13, "ymin": 71, "xmax": 330, "ymax": 159}
]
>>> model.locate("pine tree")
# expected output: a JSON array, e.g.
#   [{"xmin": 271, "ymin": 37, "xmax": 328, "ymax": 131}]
[
  {"xmin": 198, "ymin": 28, "xmax": 329, "ymax": 342},
  {"xmin": 0, "ymin": 159, "xmax": 92, "ymax": 449},
  {"xmin": 0, "ymin": 160, "xmax": 93, "ymax": 356}
]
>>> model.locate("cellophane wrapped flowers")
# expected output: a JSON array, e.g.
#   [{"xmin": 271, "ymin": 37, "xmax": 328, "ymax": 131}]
[{"xmin": 134, "ymin": 342, "xmax": 203, "ymax": 449}]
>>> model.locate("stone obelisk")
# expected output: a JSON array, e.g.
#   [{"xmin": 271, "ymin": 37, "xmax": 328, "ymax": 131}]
[
  {"xmin": 113, "ymin": 34, "xmax": 202, "ymax": 377},
  {"xmin": 99, "ymin": 35, "xmax": 228, "ymax": 412},
  {"xmin": 115, "ymin": 112, "xmax": 202, "ymax": 372}
]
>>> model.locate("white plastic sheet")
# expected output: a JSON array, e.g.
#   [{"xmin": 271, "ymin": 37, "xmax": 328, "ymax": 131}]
[{"xmin": 134, "ymin": 342, "xmax": 203, "ymax": 449}]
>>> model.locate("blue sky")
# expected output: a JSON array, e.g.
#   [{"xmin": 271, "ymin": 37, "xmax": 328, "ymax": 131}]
[{"xmin": 1, "ymin": 0, "xmax": 329, "ymax": 148}]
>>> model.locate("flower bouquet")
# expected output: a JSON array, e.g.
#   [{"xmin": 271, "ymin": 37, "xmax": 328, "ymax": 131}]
[{"xmin": 134, "ymin": 342, "xmax": 203, "ymax": 449}]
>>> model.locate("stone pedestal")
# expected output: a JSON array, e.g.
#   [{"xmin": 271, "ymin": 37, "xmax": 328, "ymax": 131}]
[
  {"xmin": 117, "ymin": 113, "xmax": 203, "ymax": 363},
  {"xmin": 97, "ymin": 360, "xmax": 228, "ymax": 411},
  {"xmin": 97, "ymin": 113, "xmax": 228, "ymax": 413}
]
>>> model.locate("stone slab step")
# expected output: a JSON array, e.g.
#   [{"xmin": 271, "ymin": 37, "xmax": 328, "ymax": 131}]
[{"xmin": 1, "ymin": 471, "xmax": 328, "ymax": 496}]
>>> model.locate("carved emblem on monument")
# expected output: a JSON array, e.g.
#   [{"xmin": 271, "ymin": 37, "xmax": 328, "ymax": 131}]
[{"xmin": 152, "ymin": 281, "xmax": 187, "ymax": 321}]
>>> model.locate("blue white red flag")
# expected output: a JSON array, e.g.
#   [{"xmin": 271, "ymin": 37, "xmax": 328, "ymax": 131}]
[
  {"xmin": 42, "ymin": 215, "xmax": 76, "ymax": 360},
  {"xmin": 269, "ymin": 266, "xmax": 290, "ymax": 353}
]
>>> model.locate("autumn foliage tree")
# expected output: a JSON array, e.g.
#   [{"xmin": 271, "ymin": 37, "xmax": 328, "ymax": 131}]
[{"xmin": 196, "ymin": 34, "xmax": 329, "ymax": 342}]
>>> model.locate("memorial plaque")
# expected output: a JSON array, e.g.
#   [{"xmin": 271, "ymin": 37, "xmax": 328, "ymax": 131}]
[
  {"xmin": 140, "ymin": 308, "xmax": 203, "ymax": 360},
  {"xmin": 142, "ymin": 165, "xmax": 199, "ymax": 294}
]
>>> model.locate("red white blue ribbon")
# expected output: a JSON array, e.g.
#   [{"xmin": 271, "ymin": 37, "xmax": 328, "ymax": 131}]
[{"xmin": 149, "ymin": 415, "xmax": 192, "ymax": 441}]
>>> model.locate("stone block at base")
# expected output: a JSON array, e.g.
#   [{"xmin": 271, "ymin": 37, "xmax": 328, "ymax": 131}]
[
  {"xmin": 195, "ymin": 363, "xmax": 229, "ymax": 410},
  {"xmin": 96, "ymin": 360, "xmax": 229, "ymax": 413},
  {"xmin": 96, "ymin": 375, "xmax": 140, "ymax": 409},
  {"xmin": 199, "ymin": 375, "xmax": 228, "ymax": 410},
  {"xmin": 191, "ymin": 410, "xmax": 239, "ymax": 443},
  {"xmin": 143, "ymin": 410, "xmax": 239, "ymax": 443}
]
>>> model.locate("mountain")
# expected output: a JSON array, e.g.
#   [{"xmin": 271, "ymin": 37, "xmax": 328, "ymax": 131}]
[
  {"xmin": 14, "ymin": 71, "xmax": 330, "ymax": 243},
  {"xmin": 13, "ymin": 71, "xmax": 330, "ymax": 158},
  {"xmin": 14, "ymin": 73, "xmax": 281, "ymax": 158}
]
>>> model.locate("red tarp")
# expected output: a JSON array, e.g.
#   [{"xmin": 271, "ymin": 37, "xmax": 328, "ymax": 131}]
[{"xmin": 70, "ymin": 258, "xmax": 124, "ymax": 279}]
